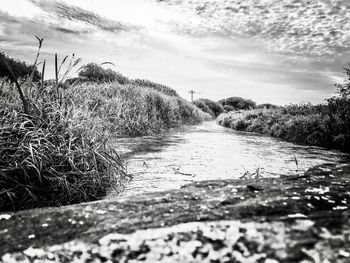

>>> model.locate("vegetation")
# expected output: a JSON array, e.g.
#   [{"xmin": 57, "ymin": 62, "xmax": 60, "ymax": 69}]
[
  {"xmin": 78, "ymin": 63, "xmax": 129, "ymax": 84},
  {"xmin": 78, "ymin": 63, "xmax": 179, "ymax": 97},
  {"xmin": 0, "ymin": 53, "xmax": 41, "ymax": 82},
  {"xmin": 218, "ymin": 67, "xmax": 350, "ymax": 152},
  {"xmin": 72, "ymin": 82, "xmax": 210, "ymax": 137},
  {"xmin": 257, "ymin": 103, "xmax": 278, "ymax": 109},
  {"xmin": 193, "ymin": 98, "xmax": 224, "ymax": 118},
  {"xmin": 132, "ymin": 79, "xmax": 179, "ymax": 97},
  {"xmin": 219, "ymin": 97, "xmax": 256, "ymax": 110},
  {"xmin": 0, "ymin": 40, "xmax": 209, "ymax": 212}
]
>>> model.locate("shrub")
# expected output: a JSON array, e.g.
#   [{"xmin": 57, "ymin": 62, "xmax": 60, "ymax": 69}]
[
  {"xmin": 0, "ymin": 53, "xmax": 41, "ymax": 82},
  {"xmin": 78, "ymin": 63, "xmax": 129, "ymax": 84},
  {"xmin": 217, "ymin": 65, "xmax": 350, "ymax": 153},
  {"xmin": 193, "ymin": 100, "xmax": 213, "ymax": 117},
  {"xmin": 197, "ymin": 98, "xmax": 224, "ymax": 117},
  {"xmin": 219, "ymin": 97, "xmax": 256, "ymax": 110},
  {"xmin": 257, "ymin": 103, "xmax": 278, "ymax": 109},
  {"xmin": 223, "ymin": 105, "xmax": 235, "ymax": 112}
]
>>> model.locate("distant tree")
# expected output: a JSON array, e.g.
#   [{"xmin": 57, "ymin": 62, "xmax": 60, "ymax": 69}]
[
  {"xmin": 335, "ymin": 65, "xmax": 350, "ymax": 98},
  {"xmin": 0, "ymin": 53, "xmax": 41, "ymax": 82},
  {"xmin": 219, "ymin": 97, "xmax": 256, "ymax": 110}
]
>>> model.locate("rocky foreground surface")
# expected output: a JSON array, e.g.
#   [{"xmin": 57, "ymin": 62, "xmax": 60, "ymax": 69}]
[{"xmin": 1, "ymin": 163, "xmax": 350, "ymax": 262}]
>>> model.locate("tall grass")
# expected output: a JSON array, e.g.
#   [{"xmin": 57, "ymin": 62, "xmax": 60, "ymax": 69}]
[
  {"xmin": 0, "ymin": 39, "xmax": 209, "ymax": 211},
  {"xmin": 0, "ymin": 57, "xmax": 127, "ymax": 211},
  {"xmin": 71, "ymin": 82, "xmax": 211, "ymax": 137}
]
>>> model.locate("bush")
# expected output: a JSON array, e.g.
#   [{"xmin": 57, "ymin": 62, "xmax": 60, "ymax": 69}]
[
  {"xmin": 198, "ymin": 98, "xmax": 224, "ymax": 117},
  {"xmin": 257, "ymin": 103, "xmax": 278, "ymax": 109},
  {"xmin": 0, "ymin": 53, "xmax": 41, "ymax": 82},
  {"xmin": 223, "ymin": 105, "xmax": 235, "ymax": 112},
  {"xmin": 78, "ymin": 63, "xmax": 129, "ymax": 84},
  {"xmin": 217, "ymin": 65, "xmax": 350, "ymax": 152},
  {"xmin": 193, "ymin": 100, "xmax": 213, "ymax": 117},
  {"xmin": 219, "ymin": 97, "xmax": 256, "ymax": 110},
  {"xmin": 193, "ymin": 98, "xmax": 224, "ymax": 118}
]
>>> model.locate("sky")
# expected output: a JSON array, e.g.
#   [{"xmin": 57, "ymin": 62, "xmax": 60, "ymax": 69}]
[{"xmin": 0, "ymin": 0, "xmax": 349, "ymax": 105}]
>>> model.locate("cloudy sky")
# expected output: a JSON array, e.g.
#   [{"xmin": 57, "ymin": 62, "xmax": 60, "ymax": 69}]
[{"xmin": 0, "ymin": 0, "xmax": 349, "ymax": 104}]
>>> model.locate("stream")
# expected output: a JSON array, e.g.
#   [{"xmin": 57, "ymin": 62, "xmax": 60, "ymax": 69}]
[{"xmin": 113, "ymin": 121, "xmax": 349, "ymax": 197}]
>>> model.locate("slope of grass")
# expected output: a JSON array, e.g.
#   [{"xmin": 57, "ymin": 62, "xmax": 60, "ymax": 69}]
[
  {"xmin": 71, "ymin": 82, "xmax": 211, "ymax": 137},
  {"xmin": 218, "ymin": 67, "xmax": 350, "ymax": 152},
  {"xmin": 0, "ymin": 45, "xmax": 210, "ymax": 212},
  {"xmin": 217, "ymin": 102, "xmax": 350, "ymax": 152},
  {"xmin": 0, "ymin": 77, "xmax": 209, "ymax": 212}
]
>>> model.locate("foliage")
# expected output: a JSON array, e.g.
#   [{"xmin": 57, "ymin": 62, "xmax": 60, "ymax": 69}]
[
  {"xmin": 218, "ymin": 66, "xmax": 350, "ymax": 152},
  {"xmin": 218, "ymin": 102, "xmax": 349, "ymax": 152},
  {"xmin": 219, "ymin": 96, "xmax": 256, "ymax": 110},
  {"xmin": 78, "ymin": 63, "xmax": 129, "ymax": 84},
  {"xmin": 0, "ymin": 53, "xmax": 41, "ymax": 82},
  {"xmin": 223, "ymin": 105, "xmax": 235, "ymax": 112},
  {"xmin": 198, "ymin": 99, "xmax": 224, "ymax": 117},
  {"xmin": 257, "ymin": 103, "xmax": 278, "ymax": 109}
]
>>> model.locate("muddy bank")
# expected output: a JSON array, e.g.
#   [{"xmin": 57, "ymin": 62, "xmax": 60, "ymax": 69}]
[{"xmin": 1, "ymin": 163, "xmax": 350, "ymax": 262}]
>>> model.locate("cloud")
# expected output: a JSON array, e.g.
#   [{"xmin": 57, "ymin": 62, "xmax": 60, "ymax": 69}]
[
  {"xmin": 29, "ymin": 0, "xmax": 139, "ymax": 33},
  {"xmin": 53, "ymin": 27, "xmax": 90, "ymax": 35},
  {"xmin": 155, "ymin": 0, "xmax": 350, "ymax": 58},
  {"xmin": 0, "ymin": 0, "xmax": 347, "ymax": 104}
]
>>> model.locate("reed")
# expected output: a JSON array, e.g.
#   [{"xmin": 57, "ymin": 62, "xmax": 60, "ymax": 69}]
[{"xmin": 0, "ymin": 38, "xmax": 209, "ymax": 211}]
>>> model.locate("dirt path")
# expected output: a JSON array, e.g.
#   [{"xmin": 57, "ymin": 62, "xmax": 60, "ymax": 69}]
[{"xmin": 1, "ymin": 163, "xmax": 350, "ymax": 262}]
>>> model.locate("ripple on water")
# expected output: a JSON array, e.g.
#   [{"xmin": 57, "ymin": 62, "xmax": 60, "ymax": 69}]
[{"xmin": 111, "ymin": 121, "xmax": 349, "ymax": 197}]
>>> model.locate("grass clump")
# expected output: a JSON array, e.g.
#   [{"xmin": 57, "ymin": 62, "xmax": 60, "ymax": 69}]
[
  {"xmin": 0, "ymin": 78, "xmax": 126, "ymax": 211},
  {"xmin": 0, "ymin": 40, "xmax": 128, "ymax": 211},
  {"xmin": 217, "ymin": 67, "xmax": 350, "ymax": 152}
]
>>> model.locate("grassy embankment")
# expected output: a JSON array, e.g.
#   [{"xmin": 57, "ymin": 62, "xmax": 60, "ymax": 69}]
[
  {"xmin": 0, "ymin": 42, "xmax": 210, "ymax": 212},
  {"xmin": 217, "ymin": 70, "xmax": 350, "ymax": 152}
]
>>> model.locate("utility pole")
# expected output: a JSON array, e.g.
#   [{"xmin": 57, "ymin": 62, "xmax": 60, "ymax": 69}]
[{"xmin": 189, "ymin": 90, "xmax": 196, "ymax": 102}]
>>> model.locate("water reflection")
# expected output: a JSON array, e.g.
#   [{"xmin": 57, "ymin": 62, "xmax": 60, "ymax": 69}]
[{"xmin": 112, "ymin": 121, "xmax": 349, "ymax": 197}]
